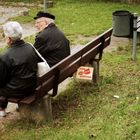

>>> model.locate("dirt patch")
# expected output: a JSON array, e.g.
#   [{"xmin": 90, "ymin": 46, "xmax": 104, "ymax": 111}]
[
  {"xmin": 71, "ymin": 35, "xmax": 130, "ymax": 53},
  {"xmin": 0, "ymin": 103, "xmax": 20, "ymax": 130},
  {"xmin": 108, "ymin": 36, "xmax": 131, "ymax": 52},
  {"xmin": 0, "ymin": 6, "xmax": 28, "ymax": 25},
  {"xmin": 0, "ymin": 5, "xmax": 37, "ymax": 48}
]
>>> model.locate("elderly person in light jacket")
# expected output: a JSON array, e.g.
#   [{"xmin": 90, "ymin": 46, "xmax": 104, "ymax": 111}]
[{"xmin": 0, "ymin": 21, "xmax": 38, "ymax": 117}]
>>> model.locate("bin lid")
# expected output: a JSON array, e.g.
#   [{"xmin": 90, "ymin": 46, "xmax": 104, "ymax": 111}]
[{"xmin": 113, "ymin": 10, "xmax": 131, "ymax": 16}]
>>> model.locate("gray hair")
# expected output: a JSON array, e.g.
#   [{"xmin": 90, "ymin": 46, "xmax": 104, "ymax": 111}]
[
  {"xmin": 39, "ymin": 17, "xmax": 54, "ymax": 25},
  {"xmin": 3, "ymin": 21, "xmax": 23, "ymax": 40},
  {"xmin": 45, "ymin": 17, "xmax": 54, "ymax": 25}
]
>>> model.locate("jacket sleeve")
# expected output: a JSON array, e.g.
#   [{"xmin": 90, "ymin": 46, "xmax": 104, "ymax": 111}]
[
  {"xmin": 34, "ymin": 35, "xmax": 51, "ymax": 55},
  {"xmin": 0, "ymin": 59, "xmax": 8, "ymax": 87},
  {"xmin": 34, "ymin": 35, "xmax": 45, "ymax": 50}
]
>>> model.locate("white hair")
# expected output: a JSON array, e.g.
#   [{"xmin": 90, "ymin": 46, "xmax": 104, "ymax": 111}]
[
  {"xmin": 45, "ymin": 17, "xmax": 54, "ymax": 25},
  {"xmin": 39, "ymin": 17, "xmax": 54, "ymax": 25},
  {"xmin": 3, "ymin": 21, "xmax": 23, "ymax": 41}
]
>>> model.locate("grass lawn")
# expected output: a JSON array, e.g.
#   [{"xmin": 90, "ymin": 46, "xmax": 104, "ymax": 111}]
[
  {"xmin": 1, "ymin": 45, "xmax": 140, "ymax": 140},
  {"xmin": 0, "ymin": 0, "xmax": 140, "ymax": 140},
  {"xmin": 10, "ymin": 0, "xmax": 140, "ymax": 45}
]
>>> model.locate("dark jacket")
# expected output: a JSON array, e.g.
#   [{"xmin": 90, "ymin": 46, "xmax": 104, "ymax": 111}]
[
  {"xmin": 0, "ymin": 59, "xmax": 8, "ymax": 87},
  {"xmin": 0, "ymin": 40, "xmax": 38, "ymax": 98},
  {"xmin": 34, "ymin": 23, "xmax": 70, "ymax": 67}
]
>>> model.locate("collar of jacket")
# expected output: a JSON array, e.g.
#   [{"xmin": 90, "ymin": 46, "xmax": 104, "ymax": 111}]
[
  {"xmin": 37, "ymin": 23, "xmax": 55, "ymax": 35},
  {"xmin": 44, "ymin": 23, "xmax": 55, "ymax": 30},
  {"xmin": 10, "ymin": 40, "xmax": 25, "ymax": 47}
]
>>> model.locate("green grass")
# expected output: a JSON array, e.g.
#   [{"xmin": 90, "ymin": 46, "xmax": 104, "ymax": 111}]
[
  {"xmin": 1, "ymin": 0, "xmax": 38, "ymax": 2},
  {"xmin": 1, "ymin": 46, "xmax": 140, "ymax": 139},
  {"xmin": 9, "ymin": 0, "xmax": 140, "ymax": 45},
  {"xmin": 51, "ymin": 0, "xmax": 140, "ymax": 36},
  {"xmin": 46, "ymin": 1, "xmax": 140, "ymax": 36},
  {"xmin": 1, "ymin": 1, "xmax": 140, "ymax": 140}
]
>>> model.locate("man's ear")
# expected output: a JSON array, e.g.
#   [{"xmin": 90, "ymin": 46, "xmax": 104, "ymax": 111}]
[
  {"xmin": 6, "ymin": 37, "xmax": 13, "ymax": 46},
  {"xmin": 9, "ymin": 37, "xmax": 13, "ymax": 43}
]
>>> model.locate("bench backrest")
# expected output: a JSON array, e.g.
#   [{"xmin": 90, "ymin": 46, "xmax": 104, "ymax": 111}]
[{"xmin": 35, "ymin": 28, "xmax": 112, "ymax": 98}]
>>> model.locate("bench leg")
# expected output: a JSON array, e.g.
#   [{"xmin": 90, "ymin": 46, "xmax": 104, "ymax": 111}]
[
  {"xmin": 18, "ymin": 95, "xmax": 52, "ymax": 122},
  {"xmin": 92, "ymin": 60, "xmax": 100, "ymax": 84},
  {"xmin": 137, "ymin": 32, "xmax": 140, "ymax": 45}
]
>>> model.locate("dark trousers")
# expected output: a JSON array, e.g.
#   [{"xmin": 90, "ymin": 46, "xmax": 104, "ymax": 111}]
[
  {"xmin": 0, "ymin": 86, "xmax": 8, "ymax": 109},
  {"xmin": 0, "ymin": 97, "xmax": 8, "ymax": 109},
  {"xmin": 0, "ymin": 87, "xmax": 35, "ymax": 109}
]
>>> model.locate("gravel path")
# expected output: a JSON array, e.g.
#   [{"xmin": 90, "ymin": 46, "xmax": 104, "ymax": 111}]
[{"xmin": 0, "ymin": 6, "xmax": 28, "ymax": 24}]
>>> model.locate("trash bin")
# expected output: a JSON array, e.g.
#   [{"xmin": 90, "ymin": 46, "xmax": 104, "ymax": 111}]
[{"xmin": 112, "ymin": 10, "xmax": 132, "ymax": 37}]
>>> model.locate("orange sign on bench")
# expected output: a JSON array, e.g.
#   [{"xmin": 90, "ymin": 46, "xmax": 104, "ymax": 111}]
[{"xmin": 76, "ymin": 66, "xmax": 94, "ymax": 80}]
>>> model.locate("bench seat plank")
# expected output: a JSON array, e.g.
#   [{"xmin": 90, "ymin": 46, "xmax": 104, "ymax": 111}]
[
  {"xmin": 19, "ymin": 95, "xmax": 36, "ymax": 104},
  {"xmin": 7, "ymin": 98, "xmax": 21, "ymax": 103}
]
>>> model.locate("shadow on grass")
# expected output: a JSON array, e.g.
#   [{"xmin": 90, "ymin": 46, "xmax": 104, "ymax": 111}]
[{"xmin": 52, "ymin": 80, "xmax": 99, "ymax": 119}]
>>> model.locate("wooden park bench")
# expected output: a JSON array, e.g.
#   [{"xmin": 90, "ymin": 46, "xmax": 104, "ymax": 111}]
[
  {"xmin": 6, "ymin": 28, "xmax": 113, "ymax": 121},
  {"xmin": 136, "ymin": 16, "xmax": 140, "ymax": 44}
]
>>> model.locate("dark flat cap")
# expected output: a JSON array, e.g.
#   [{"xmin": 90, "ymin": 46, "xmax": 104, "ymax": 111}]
[{"xmin": 34, "ymin": 11, "xmax": 55, "ymax": 20}]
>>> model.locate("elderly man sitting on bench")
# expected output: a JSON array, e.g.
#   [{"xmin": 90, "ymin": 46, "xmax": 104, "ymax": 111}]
[{"xmin": 0, "ymin": 21, "xmax": 38, "ymax": 117}]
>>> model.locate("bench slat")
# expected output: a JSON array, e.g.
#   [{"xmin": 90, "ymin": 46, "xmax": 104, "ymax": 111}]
[
  {"xmin": 19, "ymin": 95, "xmax": 36, "ymax": 104},
  {"xmin": 7, "ymin": 98, "xmax": 21, "ymax": 103}
]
